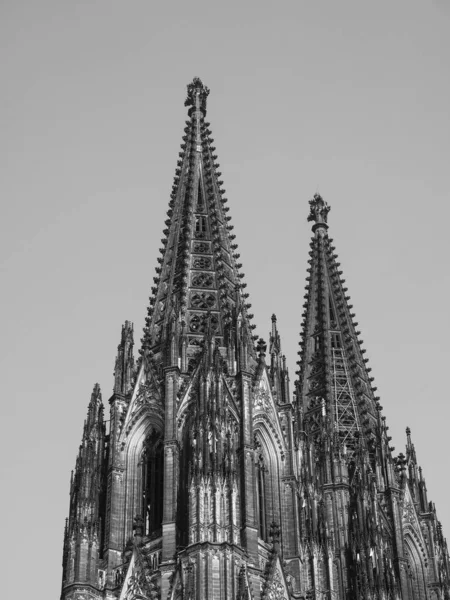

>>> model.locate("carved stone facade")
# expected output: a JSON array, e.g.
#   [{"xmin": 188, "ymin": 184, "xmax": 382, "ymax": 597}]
[{"xmin": 61, "ymin": 79, "xmax": 449, "ymax": 600}]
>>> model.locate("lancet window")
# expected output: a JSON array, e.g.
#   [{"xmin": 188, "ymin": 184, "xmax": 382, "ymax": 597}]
[
  {"xmin": 331, "ymin": 332, "xmax": 342, "ymax": 349},
  {"xmin": 256, "ymin": 453, "xmax": 268, "ymax": 541},
  {"xmin": 141, "ymin": 431, "xmax": 163, "ymax": 538},
  {"xmin": 329, "ymin": 296, "xmax": 336, "ymax": 324},
  {"xmin": 195, "ymin": 216, "xmax": 206, "ymax": 233},
  {"xmin": 196, "ymin": 180, "xmax": 205, "ymax": 210},
  {"xmin": 405, "ymin": 539, "xmax": 427, "ymax": 600}
]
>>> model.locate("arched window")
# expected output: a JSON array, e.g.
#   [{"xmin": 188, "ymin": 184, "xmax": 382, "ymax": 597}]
[
  {"xmin": 404, "ymin": 538, "xmax": 427, "ymax": 600},
  {"xmin": 197, "ymin": 180, "xmax": 205, "ymax": 210},
  {"xmin": 195, "ymin": 216, "xmax": 206, "ymax": 233},
  {"xmin": 176, "ymin": 426, "xmax": 193, "ymax": 548},
  {"xmin": 256, "ymin": 453, "xmax": 268, "ymax": 541},
  {"xmin": 141, "ymin": 431, "xmax": 163, "ymax": 538},
  {"xmin": 254, "ymin": 429, "xmax": 283, "ymax": 546}
]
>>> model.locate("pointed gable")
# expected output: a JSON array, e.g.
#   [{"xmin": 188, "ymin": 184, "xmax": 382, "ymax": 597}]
[
  {"xmin": 118, "ymin": 547, "xmax": 154, "ymax": 600},
  {"xmin": 253, "ymin": 359, "xmax": 286, "ymax": 459},
  {"xmin": 121, "ymin": 361, "xmax": 164, "ymax": 437},
  {"xmin": 262, "ymin": 553, "xmax": 292, "ymax": 600}
]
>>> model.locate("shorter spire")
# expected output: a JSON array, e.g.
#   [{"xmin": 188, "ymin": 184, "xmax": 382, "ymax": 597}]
[
  {"xmin": 405, "ymin": 426, "xmax": 417, "ymax": 463},
  {"xmin": 268, "ymin": 315, "xmax": 289, "ymax": 404},
  {"xmin": 270, "ymin": 313, "xmax": 281, "ymax": 356},
  {"xmin": 84, "ymin": 383, "xmax": 104, "ymax": 439},
  {"xmin": 114, "ymin": 321, "xmax": 134, "ymax": 396},
  {"xmin": 308, "ymin": 193, "xmax": 330, "ymax": 231}
]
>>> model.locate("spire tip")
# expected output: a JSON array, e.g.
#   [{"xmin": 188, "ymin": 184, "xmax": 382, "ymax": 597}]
[
  {"xmin": 308, "ymin": 193, "xmax": 330, "ymax": 231},
  {"xmin": 185, "ymin": 77, "xmax": 210, "ymax": 115}
]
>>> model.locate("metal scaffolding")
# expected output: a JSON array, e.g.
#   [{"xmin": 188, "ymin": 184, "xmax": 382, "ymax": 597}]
[{"xmin": 332, "ymin": 347, "xmax": 361, "ymax": 454}]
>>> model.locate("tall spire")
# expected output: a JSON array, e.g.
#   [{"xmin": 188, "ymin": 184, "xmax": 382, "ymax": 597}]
[
  {"xmin": 141, "ymin": 77, "xmax": 255, "ymax": 370},
  {"xmin": 297, "ymin": 194, "xmax": 379, "ymax": 457}
]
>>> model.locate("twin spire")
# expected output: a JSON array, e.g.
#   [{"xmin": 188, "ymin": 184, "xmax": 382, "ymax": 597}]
[
  {"xmin": 63, "ymin": 80, "xmax": 450, "ymax": 600},
  {"xmin": 141, "ymin": 77, "xmax": 256, "ymax": 367},
  {"xmin": 297, "ymin": 193, "xmax": 381, "ymax": 457},
  {"xmin": 140, "ymin": 78, "xmax": 380, "ymax": 458}
]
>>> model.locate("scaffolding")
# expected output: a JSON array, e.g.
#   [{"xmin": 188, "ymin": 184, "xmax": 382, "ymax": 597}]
[{"xmin": 332, "ymin": 347, "xmax": 361, "ymax": 454}]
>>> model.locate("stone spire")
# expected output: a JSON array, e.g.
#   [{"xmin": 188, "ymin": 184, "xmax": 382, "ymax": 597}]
[
  {"xmin": 296, "ymin": 193, "xmax": 380, "ymax": 457},
  {"xmin": 140, "ymin": 78, "xmax": 256, "ymax": 373},
  {"xmin": 269, "ymin": 314, "xmax": 290, "ymax": 405},
  {"xmin": 62, "ymin": 384, "xmax": 106, "ymax": 591},
  {"xmin": 60, "ymin": 83, "xmax": 450, "ymax": 600},
  {"xmin": 113, "ymin": 320, "xmax": 134, "ymax": 396}
]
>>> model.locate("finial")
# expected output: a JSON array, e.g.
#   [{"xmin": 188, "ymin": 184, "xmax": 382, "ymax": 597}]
[
  {"xmin": 269, "ymin": 521, "xmax": 281, "ymax": 548},
  {"xmin": 123, "ymin": 320, "xmax": 133, "ymax": 332},
  {"xmin": 308, "ymin": 193, "xmax": 330, "ymax": 231},
  {"xmin": 185, "ymin": 77, "xmax": 210, "ymax": 116},
  {"xmin": 271, "ymin": 313, "xmax": 277, "ymax": 322},
  {"xmin": 133, "ymin": 514, "xmax": 144, "ymax": 539},
  {"xmin": 257, "ymin": 337, "xmax": 267, "ymax": 358}
]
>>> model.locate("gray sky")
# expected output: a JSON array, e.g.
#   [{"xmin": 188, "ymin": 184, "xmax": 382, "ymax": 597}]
[{"xmin": 2, "ymin": 1, "xmax": 450, "ymax": 597}]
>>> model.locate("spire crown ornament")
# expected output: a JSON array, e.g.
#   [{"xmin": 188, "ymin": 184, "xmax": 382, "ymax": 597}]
[
  {"xmin": 185, "ymin": 77, "xmax": 210, "ymax": 115},
  {"xmin": 308, "ymin": 193, "xmax": 330, "ymax": 231}
]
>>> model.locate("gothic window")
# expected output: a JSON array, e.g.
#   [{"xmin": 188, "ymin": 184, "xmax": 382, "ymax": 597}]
[
  {"xmin": 141, "ymin": 431, "xmax": 163, "ymax": 538},
  {"xmin": 177, "ymin": 429, "xmax": 193, "ymax": 548},
  {"xmin": 331, "ymin": 332, "xmax": 342, "ymax": 349},
  {"xmin": 329, "ymin": 297, "xmax": 336, "ymax": 322},
  {"xmin": 195, "ymin": 216, "xmax": 206, "ymax": 233},
  {"xmin": 404, "ymin": 539, "xmax": 427, "ymax": 600},
  {"xmin": 197, "ymin": 180, "xmax": 205, "ymax": 210},
  {"xmin": 256, "ymin": 454, "xmax": 268, "ymax": 541},
  {"xmin": 314, "ymin": 336, "xmax": 322, "ymax": 352}
]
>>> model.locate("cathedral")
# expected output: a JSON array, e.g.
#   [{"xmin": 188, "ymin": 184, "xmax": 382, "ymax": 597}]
[{"xmin": 61, "ymin": 78, "xmax": 450, "ymax": 600}]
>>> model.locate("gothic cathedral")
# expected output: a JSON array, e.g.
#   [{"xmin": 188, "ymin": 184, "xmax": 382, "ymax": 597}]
[{"xmin": 61, "ymin": 79, "xmax": 449, "ymax": 600}]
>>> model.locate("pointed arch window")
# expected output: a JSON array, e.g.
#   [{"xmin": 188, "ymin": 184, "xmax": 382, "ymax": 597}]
[
  {"xmin": 197, "ymin": 179, "xmax": 205, "ymax": 210},
  {"xmin": 331, "ymin": 332, "xmax": 342, "ymax": 349},
  {"xmin": 314, "ymin": 335, "xmax": 323, "ymax": 353},
  {"xmin": 195, "ymin": 216, "xmax": 207, "ymax": 233},
  {"xmin": 404, "ymin": 538, "xmax": 428, "ymax": 600},
  {"xmin": 329, "ymin": 297, "xmax": 337, "ymax": 324},
  {"xmin": 256, "ymin": 453, "xmax": 268, "ymax": 541},
  {"xmin": 141, "ymin": 431, "xmax": 163, "ymax": 538}
]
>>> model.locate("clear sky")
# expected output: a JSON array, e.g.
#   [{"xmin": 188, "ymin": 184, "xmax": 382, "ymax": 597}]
[{"xmin": 2, "ymin": 1, "xmax": 450, "ymax": 597}]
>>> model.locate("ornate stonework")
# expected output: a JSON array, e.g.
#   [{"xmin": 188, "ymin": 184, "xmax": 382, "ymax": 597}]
[{"xmin": 60, "ymin": 79, "xmax": 449, "ymax": 600}]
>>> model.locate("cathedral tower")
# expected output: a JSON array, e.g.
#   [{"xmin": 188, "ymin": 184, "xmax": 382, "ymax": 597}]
[{"xmin": 61, "ymin": 80, "xmax": 449, "ymax": 600}]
